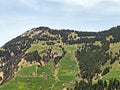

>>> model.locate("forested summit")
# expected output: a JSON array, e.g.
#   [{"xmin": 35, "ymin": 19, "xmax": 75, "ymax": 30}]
[{"xmin": 0, "ymin": 26, "xmax": 120, "ymax": 90}]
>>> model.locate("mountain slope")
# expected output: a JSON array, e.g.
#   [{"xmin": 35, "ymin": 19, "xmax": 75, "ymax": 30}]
[{"xmin": 0, "ymin": 26, "xmax": 120, "ymax": 90}]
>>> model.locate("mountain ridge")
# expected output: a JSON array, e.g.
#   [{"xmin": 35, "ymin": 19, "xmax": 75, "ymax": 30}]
[{"xmin": 0, "ymin": 25, "xmax": 120, "ymax": 90}]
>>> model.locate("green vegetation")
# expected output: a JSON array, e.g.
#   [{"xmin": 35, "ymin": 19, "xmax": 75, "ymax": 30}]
[
  {"xmin": 2, "ymin": 26, "xmax": 120, "ymax": 90},
  {"xmin": 0, "ymin": 60, "xmax": 55, "ymax": 90},
  {"xmin": 26, "ymin": 41, "xmax": 47, "ymax": 53},
  {"xmin": 0, "ymin": 43, "xmax": 79, "ymax": 90},
  {"xmin": 17, "ymin": 65, "xmax": 37, "ymax": 76},
  {"xmin": 102, "ymin": 61, "xmax": 120, "ymax": 81},
  {"xmin": 53, "ymin": 45, "xmax": 79, "ymax": 89},
  {"xmin": 100, "ymin": 42, "xmax": 120, "ymax": 81}
]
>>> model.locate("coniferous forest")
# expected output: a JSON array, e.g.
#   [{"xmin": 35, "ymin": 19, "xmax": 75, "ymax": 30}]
[{"xmin": 0, "ymin": 26, "xmax": 120, "ymax": 90}]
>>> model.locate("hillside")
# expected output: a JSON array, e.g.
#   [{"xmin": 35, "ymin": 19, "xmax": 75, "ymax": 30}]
[{"xmin": 0, "ymin": 26, "xmax": 120, "ymax": 90}]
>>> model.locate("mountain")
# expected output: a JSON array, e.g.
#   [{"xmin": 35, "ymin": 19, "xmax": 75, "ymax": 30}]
[{"xmin": 0, "ymin": 26, "xmax": 120, "ymax": 90}]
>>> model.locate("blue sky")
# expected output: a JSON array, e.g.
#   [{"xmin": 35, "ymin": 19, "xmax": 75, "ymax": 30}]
[{"xmin": 0, "ymin": 0, "xmax": 120, "ymax": 46}]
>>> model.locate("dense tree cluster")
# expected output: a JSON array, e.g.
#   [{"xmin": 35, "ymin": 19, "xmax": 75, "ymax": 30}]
[
  {"xmin": 24, "ymin": 50, "xmax": 41, "ymax": 63},
  {"xmin": 75, "ymin": 41, "xmax": 110, "ymax": 86},
  {"xmin": 74, "ymin": 79, "xmax": 120, "ymax": 90},
  {"xmin": 98, "ymin": 26, "xmax": 120, "ymax": 43},
  {"xmin": 3, "ymin": 36, "xmax": 32, "ymax": 55},
  {"xmin": 0, "ymin": 50, "xmax": 10, "ymax": 60},
  {"xmin": 41, "ymin": 49, "xmax": 52, "ymax": 62}
]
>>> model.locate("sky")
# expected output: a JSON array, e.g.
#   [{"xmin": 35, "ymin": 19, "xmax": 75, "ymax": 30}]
[{"xmin": 0, "ymin": 0, "xmax": 120, "ymax": 46}]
